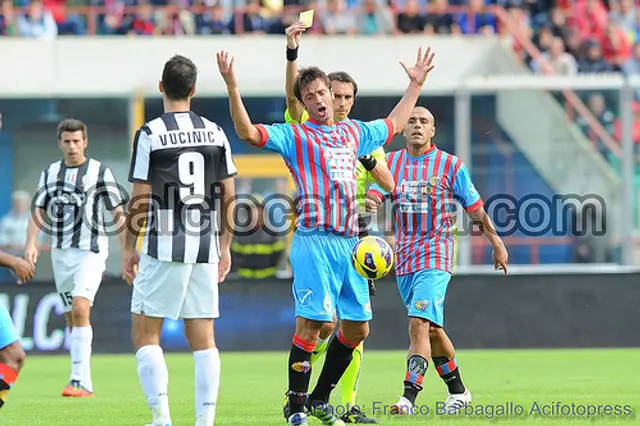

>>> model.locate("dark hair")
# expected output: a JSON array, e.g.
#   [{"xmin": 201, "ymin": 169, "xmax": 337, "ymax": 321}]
[
  {"xmin": 57, "ymin": 118, "xmax": 87, "ymax": 140},
  {"xmin": 293, "ymin": 66, "xmax": 331, "ymax": 103},
  {"xmin": 162, "ymin": 55, "xmax": 197, "ymax": 101},
  {"xmin": 328, "ymin": 71, "xmax": 358, "ymax": 97}
]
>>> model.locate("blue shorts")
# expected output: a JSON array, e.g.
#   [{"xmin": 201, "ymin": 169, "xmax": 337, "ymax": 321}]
[
  {"xmin": 290, "ymin": 230, "xmax": 371, "ymax": 323},
  {"xmin": 0, "ymin": 305, "xmax": 19, "ymax": 350},
  {"xmin": 396, "ymin": 269, "xmax": 451, "ymax": 327}
]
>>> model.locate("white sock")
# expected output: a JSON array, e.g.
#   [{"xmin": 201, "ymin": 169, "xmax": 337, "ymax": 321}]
[
  {"xmin": 194, "ymin": 347, "xmax": 221, "ymax": 425},
  {"xmin": 70, "ymin": 326, "xmax": 93, "ymax": 389},
  {"xmin": 136, "ymin": 345, "xmax": 171, "ymax": 425}
]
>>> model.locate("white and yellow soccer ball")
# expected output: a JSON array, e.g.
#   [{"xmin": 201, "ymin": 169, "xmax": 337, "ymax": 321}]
[{"xmin": 351, "ymin": 236, "xmax": 394, "ymax": 280}]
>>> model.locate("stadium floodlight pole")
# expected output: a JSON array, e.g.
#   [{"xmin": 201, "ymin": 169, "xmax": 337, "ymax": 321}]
[
  {"xmin": 454, "ymin": 88, "xmax": 472, "ymax": 267},
  {"xmin": 620, "ymin": 78, "xmax": 635, "ymax": 266}
]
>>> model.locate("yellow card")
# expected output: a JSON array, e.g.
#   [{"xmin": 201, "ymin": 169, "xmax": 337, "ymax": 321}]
[{"xmin": 299, "ymin": 9, "xmax": 314, "ymax": 28}]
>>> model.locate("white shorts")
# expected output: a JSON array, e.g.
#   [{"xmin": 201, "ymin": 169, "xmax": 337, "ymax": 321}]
[
  {"xmin": 131, "ymin": 254, "xmax": 220, "ymax": 320},
  {"xmin": 51, "ymin": 248, "xmax": 108, "ymax": 313}
]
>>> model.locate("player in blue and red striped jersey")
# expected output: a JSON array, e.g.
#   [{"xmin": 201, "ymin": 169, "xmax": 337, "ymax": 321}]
[
  {"xmin": 217, "ymin": 49, "xmax": 435, "ymax": 426},
  {"xmin": 366, "ymin": 107, "xmax": 508, "ymax": 415}
]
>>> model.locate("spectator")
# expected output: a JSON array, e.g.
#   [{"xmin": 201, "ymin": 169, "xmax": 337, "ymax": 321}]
[
  {"xmin": 548, "ymin": 6, "xmax": 570, "ymax": 41},
  {"xmin": 455, "ymin": 0, "xmax": 497, "ymax": 35},
  {"xmin": 99, "ymin": 1, "xmax": 127, "ymax": 35},
  {"xmin": 425, "ymin": 0, "xmax": 456, "ymax": 34},
  {"xmin": 155, "ymin": 0, "xmax": 195, "ymax": 35},
  {"xmin": 609, "ymin": 0, "xmax": 636, "ymax": 38},
  {"xmin": 129, "ymin": 2, "xmax": 157, "ymax": 35},
  {"xmin": 622, "ymin": 42, "xmax": 640, "ymax": 75},
  {"xmin": 533, "ymin": 23, "xmax": 554, "ymax": 52},
  {"xmin": 535, "ymin": 36, "xmax": 578, "ymax": 74},
  {"xmin": 578, "ymin": 39, "xmax": 613, "ymax": 72},
  {"xmin": 321, "ymin": 0, "xmax": 357, "ymax": 35},
  {"xmin": 195, "ymin": 3, "xmax": 230, "ymax": 34},
  {"xmin": 576, "ymin": 92, "xmax": 615, "ymax": 156},
  {"xmin": 17, "ymin": 0, "xmax": 58, "ymax": 39},
  {"xmin": 0, "ymin": 190, "xmax": 43, "ymax": 257},
  {"xmin": 397, "ymin": 0, "xmax": 425, "ymax": 34},
  {"xmin": 357, "ymin": 0, "xmax": 394, "ymax": 35},
  {"xmin": 564, "ymin": 27, "xmax": 584, "ymax": 59},
  {"xmin": 43, "ymin": 0, "xmax": 85, "ymax": 35},
  {"xmin": 570, "ymin": 0, "xmax": 608, "ymax": 42},
  {"xmin": 601, "ymin": 22, "xmax": 632, "ymax": 70},
  {"xmin": 229, "ymin": 0, "xmax": 269, "ymax": 34},
  {"xmin": 1, "ymin": 0, "xmax": 16, "ymax": 35}
]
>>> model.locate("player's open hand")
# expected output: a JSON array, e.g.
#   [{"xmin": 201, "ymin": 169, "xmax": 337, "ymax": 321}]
[
  {"xmin": 122, "ymin": 249, "xmax": 140, "ymax": 285},
  {"xmin": 492, "ymin": 242, "xmax": 508, "ymax": 275},
  {"xmin": 12, "ymin": 256, "xmax": 35, "ymax": 285},
  {"xmin": 218, "ymin": 249, "xmax": 231, "ymax": 283},
  {"xmin": 400, "ymin": 46, "xmax": 435, "ymax": 86},
  {"xmin": 285, "ymin": 21, "xmax": 306, "ymax": 49},
  {"xmin": 217, "ymin": 51, "xmax": 237, "ymax": 89}
]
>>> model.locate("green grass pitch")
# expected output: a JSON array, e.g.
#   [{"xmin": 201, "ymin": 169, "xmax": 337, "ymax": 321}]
[{"xmin": 1, "ymin": 349, "xmax": 639, "ymax": 425}]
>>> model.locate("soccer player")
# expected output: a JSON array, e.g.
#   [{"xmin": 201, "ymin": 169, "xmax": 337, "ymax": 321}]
[
  {"xmin": 122, "ymin": 55, "xmax": 237, "ymax": 426},
  {"xmin": 0, "ymin": 251, "xmax": 35, "ymax": 408},
  {"xmin": 366, "ymin": 107, "xmax": 509, "ymax": 414},
  {"xmin": 24, "ymin": 118, "xmax": 128, "ymax": 397},
  {"xmin": 281, "ymin": 21, "xmax": 394, "ymax": 425},
  {"xmin": 217, "ymin": 44, "xmax": 434, "ymax": 426}
]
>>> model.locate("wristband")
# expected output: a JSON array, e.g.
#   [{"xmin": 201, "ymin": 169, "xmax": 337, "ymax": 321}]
[
  {"xmin": 286, "ymin": 46, "xmax": 299, "ymax": 62},
  {"xmin": 358, "ymin": 154, "xmax": 377, "ymax": 171}
]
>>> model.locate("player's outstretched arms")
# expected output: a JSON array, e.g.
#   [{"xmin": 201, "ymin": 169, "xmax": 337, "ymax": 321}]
[
  {"xmin": 284, "ymin": 21, "xmax": 307, "ymax": 123},
  {"xmin": 0, "ymin": 251, "xmax": 35, "ymax": 284},
  {"xmin": 360, "ymin": 154, "xmax": 395, "ymax": 193},
  {"xmin": 217, "ymin": 51, "xmax": 262, "ymax": 146},
  {"xmin": 467, "ymin": 207, "xmax": 509, "ymax": 274},
  {"xmin": 386, "ymin": 47, "xmax": 436, "ymax": 134}
]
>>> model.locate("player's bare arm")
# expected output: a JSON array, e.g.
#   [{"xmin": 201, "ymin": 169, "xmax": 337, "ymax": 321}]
[
  {"xmin": 24, "ymin": 208, "xmax": 44, "ymax": 265},
  {"xmin": 122, "ymin": 182, "xmax": 151, "ymax": 282},
  {"xmin": 112, "ymin": 206, "xmax": 128, "ymax": 252},
  {"xmin": 217, "ymin": 51, "xmax": 262, "ymax": 146},
  {"xmin": 366, "ymin": 158, "xmax": 395, "ymax": 193},
  {"xmin": 467, "ymin": 207, "xmax": 509, "ymax": 274},
  {"xmin": 217, "ymin": 177, "xmax": 235, "ymax": 283},
  {"xmin": 285, "ymin": 22, "xmax": 306, "ymax": 123},
  {"xmin": 386, "ymin": 47, "xmax": 436, "ymax": 134}
]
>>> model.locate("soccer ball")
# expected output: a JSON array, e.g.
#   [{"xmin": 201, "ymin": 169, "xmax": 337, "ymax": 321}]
[{"xmin": 351, "ymin": 236, "xmax": 394, "ymax": 280}]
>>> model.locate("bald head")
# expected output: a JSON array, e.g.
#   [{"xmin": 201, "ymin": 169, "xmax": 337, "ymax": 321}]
[{"xmin": 404, "ymin": 106, "xmax": 436, "ymax": 147}]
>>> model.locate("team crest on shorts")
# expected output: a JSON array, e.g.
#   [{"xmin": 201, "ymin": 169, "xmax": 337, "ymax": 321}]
[{"xmin": 414, "ymin": 300, "xmax": 429, "ymax": 311}]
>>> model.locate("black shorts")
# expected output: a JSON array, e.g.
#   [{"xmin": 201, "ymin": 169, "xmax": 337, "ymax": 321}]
[{"xmin": 357, "ymin": 215, "xmax": 372, "ymax": 239}]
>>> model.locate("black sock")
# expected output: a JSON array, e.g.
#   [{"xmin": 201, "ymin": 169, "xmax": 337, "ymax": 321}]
[
  {"xmin": 403, "ymin": 355, "xmax": 428, "ymax": 405},
  {"xmin": 309, "ymin": 331, "xmax": 357, "ymax": 404},
  {"xmin": 433, "ymin": 356, "xmax": 466, "ymax": 394},
  {"xmin": 287, "ymin": 335, "xmax": 315, "ymax": 415}
]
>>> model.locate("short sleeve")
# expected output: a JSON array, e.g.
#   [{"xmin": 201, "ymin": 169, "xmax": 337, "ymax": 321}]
[
  {"xmin": 101, "ymin": 167, "xmax": 128, "ymax": 211},
  {"xmin": 33, "ymin": 170, "xmax": 49, "ymax": 209},
  {"xmin": 129, "ymin": 126, "xmax": 152, "ymax": 183},
  {"xmin": 253, "ymin": 123, "xmax": 294, "ymax": 160},
  {"xmin": 217, "ymin": 129, "xmax": 238, "ymax": 181},
  {"xmin": 452, "ymin": 162, "xmax": 483, "ymax": 212},
  {"xmin": 354, "ymin": 119, "xmax": 394, "ymax": 157}
]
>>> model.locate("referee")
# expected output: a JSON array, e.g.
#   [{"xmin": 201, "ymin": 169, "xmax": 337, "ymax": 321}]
[{"xmin": 25, "ymin": 118, "xmax": 128, "ymax": 398}]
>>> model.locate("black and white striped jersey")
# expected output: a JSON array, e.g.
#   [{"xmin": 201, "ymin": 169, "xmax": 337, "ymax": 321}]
[
  {"xmin": 129, "ymin": 111, "xmax": 237, "ymax": 264},
  {"xmin": 34, "ymin": 158, "xmax": 127, "ymax": 254}
]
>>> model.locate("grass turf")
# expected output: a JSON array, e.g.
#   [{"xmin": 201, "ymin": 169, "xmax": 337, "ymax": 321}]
[{"xmin": 1, "ymin": 349, "xmax": 639, "ymax": 425}]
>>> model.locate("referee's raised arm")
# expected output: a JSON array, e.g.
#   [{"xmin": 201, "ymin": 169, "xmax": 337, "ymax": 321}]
[
  {"xmin": 216, "ymin": 51, "xmax": 262, "ymax": 146},
  {"xmin": 284, "ymin": 22, "xmax": 307, "ymax": 124}
]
